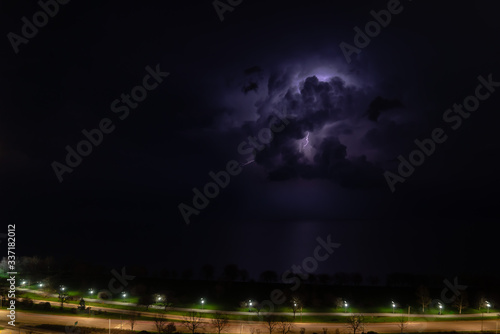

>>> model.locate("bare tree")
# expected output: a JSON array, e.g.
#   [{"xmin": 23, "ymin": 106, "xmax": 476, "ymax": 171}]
[
  {"xmin": 396, "ymin": 313, "xmax": 408, "ymax": 333},
  {"xmin": 264, "ymin": 315, "xmax": 279, "ymax": 334},
  {"xmin": 345, "ymin": 314, "xmax": 364, "ymax": 334},
  {"xmin": 254, "ymin": 301, "xmax": 263, "ymax": 316},
  {"xmin": 276, "ymin": 317, "xmax": 294, "ymax": 334},
  {"xmin": 201, "ymin": 264, "xmax": 215, "ymax": 280},
  {"xmin": 477, "ymin": 296, "xmax": 487, "ymax": 310},
  {"xmin": 452, "ymin": 291, "xmax": 468, "ymax": 314},
  {"xmin": 182, "ymin": 311, "xmax": 206, "ymax": 334},
  {"xmin": 212, "ymin": 312, "xmax": 230, "ymax": 334},
  {"xmin": 129, "ymin": 312, "xmax": 140, "ymax": 331},
  {"xmin": 416, "ymin": 285, "xmax": 431, "ymax": 312},
  {"xmin": 155, "ymin": 316, "xmax": 168, "ymax": 334}
]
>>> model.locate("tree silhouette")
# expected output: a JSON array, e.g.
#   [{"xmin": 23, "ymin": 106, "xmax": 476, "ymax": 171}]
[
  {"xmin": 211, "ymin": 312, "xmax": 230, "ymax": 334},
  {"xmin": 416, "ymin": 285, "xmax": 431, "ymax": 312},
  {"xmin": 201, "ymin": 264, "xmax": 215, "ymax": 280}
]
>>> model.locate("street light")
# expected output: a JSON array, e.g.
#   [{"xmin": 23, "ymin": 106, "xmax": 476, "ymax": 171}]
[
  {"xmin": 486, "ymin": 302, "xmax": 491, "ymax": 313},
  {"xmin": 89, "ymin": 289, "xmax": 94, "ymax": 296},
  {"xmin": 392, "ymin": 301, "xmax": 396, "ymax": 314},
  {"xmin": 249, "ymin": 300, "xmax": 252, "ymax": 312},
  {"xmin": 38, "ymin": 283, "xmax": 43, "ymax": 288},
  {"xmin": 122, "ymin": 292, "xmax": 127, "ymax": 298},
  {"xmin": 438, "ymin": 303, "xmax": 443, "ymax": 315},
  {"xmin": 201, "ymin": 298, "xmax": 205, "ymax": 309},
  {"xmin": 344, "ymin": 301, "xmax": 348, "ymax": 313}
]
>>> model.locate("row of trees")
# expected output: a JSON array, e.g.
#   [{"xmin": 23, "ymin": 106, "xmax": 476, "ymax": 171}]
[
  {"xmin": 0, "ymin": 256, "xmax": 368, "ymax": 285},
  {"xmin": 159, "ymin": 265, "xmax": 366, "ymax": 285},
  {"xmin": 153, "ymin": 312, "xmax": 392, "ymax": 334},
  {"xmin": 415, "ymin": 285, "xmax": 492, "ymax": 314}
]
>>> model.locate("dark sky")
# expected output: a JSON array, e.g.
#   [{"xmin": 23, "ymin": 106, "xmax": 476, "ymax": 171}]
[{"xmin": 1, "ymin": 0, "xmax": 499, "ymax": 280}]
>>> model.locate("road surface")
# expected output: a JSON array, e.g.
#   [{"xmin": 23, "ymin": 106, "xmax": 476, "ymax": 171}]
[{"xmin": 0, "ymin": 310, "xmax": 499, "ymax": 334}]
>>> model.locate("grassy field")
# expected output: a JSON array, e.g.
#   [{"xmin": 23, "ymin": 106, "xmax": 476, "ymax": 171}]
[{"xmin": 18, "ymin": 290, "xmax": 499, "ymax": 319}]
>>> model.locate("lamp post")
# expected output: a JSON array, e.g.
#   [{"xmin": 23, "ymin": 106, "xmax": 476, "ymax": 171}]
[
  {"xmin": 392, "ymin": 301, "xmax": 396, "ymax": 314},
  {"xmin": 486, "ymin": 302, "xmax": 491, "ymax": 313},
  {"xmin": 201, "ymin": 298, "xmax": 205, "ymax": 309},
  {"xmin": 344, "ymin": 301, "xmax": 348, "ymax": 313},
  {"xmin": 438, "ymin": 303, "xmax": 442, "ymax": 315},
  {"xmin": 249, "ymin": 300, "xmax": 252, "ymax": 312}
]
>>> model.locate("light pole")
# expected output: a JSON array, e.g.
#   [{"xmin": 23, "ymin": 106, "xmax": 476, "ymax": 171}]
[
  {"xmin": 486, "ymin": 302, "xmax": 491, "ymax": 313},
  {"xmin": 89, "ymin": 289, "xmax": 94, "ymax": 297},
  {"xmin": 201, "ymin": 298, "xmax": 205, "ymax": 309},
  {"xmin": 249, "ymin": 300, "xmax": 252, "ymax": 312},
  {"xmin": 122, "ymin": 292, "xmax": 127, "ymax": 299},
  {"xmin": 392, "ymin": 301, "xmax": 396, "ymax": 314},
  {"xmin": 344, "ymin": 301, "xmax": 348, "ymax": 313},
  {"xmin": 438, "ymin": 303, "xmax": 443, "ymax": 315}
]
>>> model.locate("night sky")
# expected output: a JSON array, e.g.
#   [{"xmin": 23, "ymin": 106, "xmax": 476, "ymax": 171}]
[{"xmin": 1, "ymin": 0, "xmax": 499, "ymax": 280}]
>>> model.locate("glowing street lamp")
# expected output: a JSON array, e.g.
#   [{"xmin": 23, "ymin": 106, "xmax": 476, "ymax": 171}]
[
  {"xmin": 38, "ymin": 283, "xmax": 43, "ymax": 288},
  {"xmin": 122, "ymin": 292, "xmax": 127, "ymax": 298},
  {"xmin": 201, "ymin": 298, "xmax": 205, "ymax": 309},
  {"xmin": 392, "ymin": 301, "xmax": 396, "ymax": 313},
  {"xmin": 249, "ymin": 300, "xmax": 253, "ymax": 312},
  {"xmin": 89, "ymin": 289, "xmax": 94, "ymax": 296},
  {"xmin": 21, "ymin": 280, "xmax": 27, "ymax": 286},
  {"xmin": 344, "ymin": 301, "xmax": 348, "ymax": 313},
  {"xmin": 486, "ymin": 301, "xmax": 491, "ymax": 313},
  {"xmin": 438, "ymin": 303, "xmax": 443, "ymax": 315}
]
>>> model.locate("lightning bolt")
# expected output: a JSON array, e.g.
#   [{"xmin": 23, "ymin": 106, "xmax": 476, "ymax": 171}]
[
  {"xmin": 300, "ymin": 132, "xmax": 309, "ymax": 152},
  {"xmin": 240, "ymin": 159, "xmax": 255, "ymax": 167}
]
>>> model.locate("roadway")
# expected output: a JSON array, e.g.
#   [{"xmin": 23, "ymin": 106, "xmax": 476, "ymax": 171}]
[{"xmin": 0, "ymin": 310, "xmax": 499, "ymax": 333}]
